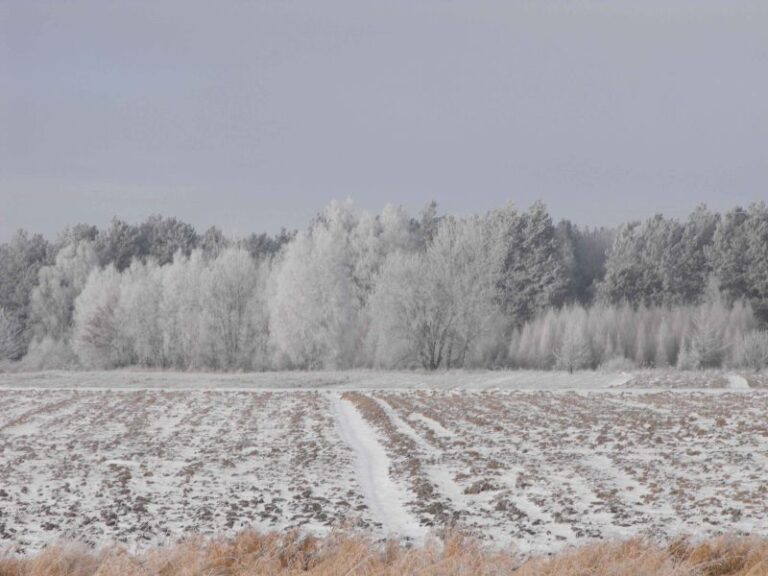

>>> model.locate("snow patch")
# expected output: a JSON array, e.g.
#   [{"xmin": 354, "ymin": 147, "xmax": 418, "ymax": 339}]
[
  {"xmin": 608, "ymin": 372, "xmax": 634, "ymax": 388},
  {"xmin": 727, "ymin": 374, "xmax": 750, "ymax": 389}
]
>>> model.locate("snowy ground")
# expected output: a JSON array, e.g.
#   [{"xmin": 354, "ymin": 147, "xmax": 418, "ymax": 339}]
[{"xmin": 1, "ymin": 369, "xmax": 767, "ymax": 555}]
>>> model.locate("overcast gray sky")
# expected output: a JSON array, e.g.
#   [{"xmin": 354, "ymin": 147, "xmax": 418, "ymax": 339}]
[{"xmin": 1, "ymin": 0, "xmax": 766, "ymax": 241}]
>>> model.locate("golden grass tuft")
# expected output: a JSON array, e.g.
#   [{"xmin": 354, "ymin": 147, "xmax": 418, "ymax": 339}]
[{"xmin": 2, "ymin": 531, "xmax": 768, "ymax": 576}]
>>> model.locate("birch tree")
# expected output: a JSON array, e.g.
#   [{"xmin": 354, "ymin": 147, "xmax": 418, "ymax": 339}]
[
  {"xmin": 368, "ymin": 215, "xmax": 503, "ymax": 369},
  {"xmin": 72, "ymin": 266, "xmax": 122, "ymax": 368}
]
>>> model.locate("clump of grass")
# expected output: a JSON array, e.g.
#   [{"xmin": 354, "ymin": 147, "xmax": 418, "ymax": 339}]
[{"xmin": 2, "ymin": 531, "xmax": 768, "ymax": 576}]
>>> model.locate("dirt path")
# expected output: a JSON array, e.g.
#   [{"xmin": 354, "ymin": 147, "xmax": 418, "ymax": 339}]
[{"xmin": 331, "ymin": 394, "xmax": 426, "ymax": 543}]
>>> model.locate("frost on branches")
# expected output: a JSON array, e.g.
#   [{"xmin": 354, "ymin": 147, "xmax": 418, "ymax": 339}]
[{"xmin": 2, "ymin": 200, "xmax": 767, "ymax": 372}]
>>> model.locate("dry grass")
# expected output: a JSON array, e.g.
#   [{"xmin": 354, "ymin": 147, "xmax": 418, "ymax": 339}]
[{"xmin": 2, "ymin": 531, "xmax": 768, "ymax": 576}]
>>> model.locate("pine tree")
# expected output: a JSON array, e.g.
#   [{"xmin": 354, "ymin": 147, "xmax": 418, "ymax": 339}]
[
  {"xmin": 139, "ymin": 215, "xmax": 198, "ymax": 265},
  {"xmin": 495, "ymin": 202, "xmax": 569, "ymax": 327},
  {"xmin": 0, "ymin": 307, "xmax": 23, "ymax": 361},
  {"xmin": 708, "ymin": 207, "xmax": 751, "ymax": 304},
  {"xmin": 745, "ymin": 202, "xmax": 768, "ymax": 321},
  {"xmin": 663, "ymin": 206, "xmax": 718, "ymax": 304},
  {"xmin": 0, "ymin": 230, "xmax": 51, "ymax": 355}
]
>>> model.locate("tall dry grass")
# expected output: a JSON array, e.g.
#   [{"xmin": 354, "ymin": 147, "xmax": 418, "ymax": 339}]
[{"xmin": 1, "ymin": 531, "xmax": 768, "ymax": 576}]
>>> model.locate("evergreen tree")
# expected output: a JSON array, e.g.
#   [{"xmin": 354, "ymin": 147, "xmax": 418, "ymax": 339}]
[
  {"xmin": 0, "ymin": 230, "xmax": 51, "ymax": 354},
  {"xmin": 0, "ymin": 307, "xmax": 23, "ymax": 361},
  {"xmin": 495, "ymin": 202, "xmax": 569, "ymax": 326},
  {"xmin": 95, "ymin": 218, "xmax": 146, "ymax": 271},
  {"xmin": 556, "ymin": 221, "xmax": 613, "ymax": 305},
  {"xmin": 663, "ymin": 206, "xmax": 718, "ymax": 304},
  {"xmin": 139, "ymin": 215, "xmax": 198, "ymax": 265},
  {"xmin": 744, "ymin": 202, "xmax": 768, "ymax": 321},
  {"xmin": 708, "ymin": 206, "xmax": 751, "ymax": 304}
]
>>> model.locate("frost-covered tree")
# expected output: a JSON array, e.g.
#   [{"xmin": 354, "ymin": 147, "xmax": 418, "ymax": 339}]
[
  {"xmin": 634, "ymin": 311, "xmax": 656, "ymax": 367},
  {"xmin": 510, "ymin": 283, "xmax": 757, "ymax": 371},
  {"xmin": 744, "ymin": 203, "xmax": 768, "ymax": 320},
  {"xmin": 599, "ymin": 216, "xmax": 670, "ymax": 306},
  {"xmin": 439, "ymin": 217, "xmax": 507, "ymax": 367},
  {"xmin": 0, "ymin": 230, "xmax": 51, "ymax": 354},
  {"xmin": 365, "ymin": 252, "xmax": 424, "ymax": 368},
  {"xmin": 664, "ymin": 206, "xmax": 718, "ymax": 304},
  {"xmin": 655, "ymin": 316, "xmax": 680, "ymax": 368},
  {"xmin": 95, "ymin": 216, "xmax": 199, "ymax": 269},
  {"xmin": 10, "ymin": 200, "xmax": 768, "ymax": 372},
  {"xmin": 677, "ymin": 281, "xmax": 755, "ymax": 369},
  {"xmin": 598, "ymin": 208, "xmax": 718, "ymax": 307},
  {"xmin": 139, "ymin": 215, "xmax": 198, "ymax": 265},
  {"xmin": 270, "ymin": 200, "xmax": 417, "ymax": 368},
  {"xmin": 708, "ymin": 206, "xmax": 751, "ymax": 304},
  {"xmin": 380, "ymin": 203, "xmax": 420, "ymax": 254},
  {"xmin": 736, "ymin": 331, "xmax": 768, "ymax": 372},
  {"xmin": 350, "ymin": 204, "xmax": 419, "ymax": 310},
  {"xmin": 242, "ymin": 229, "xmax": 295, "ymax": 261},
  {"xmin": 72, "ymin": 266, "xmax": 123, "ymax": 368},
  {"xmin": 416, "ymin": 201, "xmax": 440, "ymax": 249},
  {"xmin": 95, "ymin": 218, "xmax": 146, "ymax": 271},
  {"xmin": 708, "ymin": 203, "xmax": 768, "ymax": 321},
  {"xmin": 556, "ymin": 221, "xmax": 613, "ymax": 305},
  {"xmin": 494, "ymin": 202, "xmax": 569, "ymax": 326},
  {"xmin": 269, "ymin": 200, "xmax": 361, "ymax": 368},
  {"xmin": 23, "ymin": 240, "xmax": 99, "ymax": 367},
  {"xmin": 55, "ymin": 224, "xmax": 99, "ymax": 248},
  {"xmin": 554, "ymin": 308, "xmax": 592, "ymax": 373},
  {"xmin": 368, "ymin": 215, "xmax": 504, "ymax": 369},
  {"xmin": 747, "ymin": 203, "xmax": 768, "ymax": 268},
  {"xmin": 199, "ymin": 226, "xmax": 231, "ymax": 259},
  {"xmin": 202, "ymin": 248, "xmax": 268, "ymax": 369},
  {"xmin": 113, "ymin": 260, "xmax": 164, "ymax": 367},
  {"xmin": 159, "ymin": 251, "xmax": 207, "ymax": 368},
  {"xmin": 70, "ymin": 244, "xmax": 272, "ymax": 370},
  {"xmin": 29, "ymin": 240, "xmax": 98, "ymax": 343},
  {"xmin": 0, "ymin": 307, "xmax": 23, "ymax": 361}
]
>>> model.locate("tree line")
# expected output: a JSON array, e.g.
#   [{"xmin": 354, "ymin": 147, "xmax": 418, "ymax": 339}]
[{"xmin": 1, "ymin": 200, "xmax": 767, "ymax": 371}]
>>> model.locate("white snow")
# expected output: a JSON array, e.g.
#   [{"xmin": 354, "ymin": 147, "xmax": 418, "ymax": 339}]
[
  {"xmin": 0, "ymin": 369, "xmax": 628, "ymax": 391},
  {"xmin": 1, "ymin": 369, "xmax": 768, "ymax": 555},
  {"xmin": 727, "ymin": 374, "xmax": 751, "ymax": 389},
  {"xmin": 408, "ymin": 412, "xmax": 454, "ymax": 439},
  {"xmin": 331, "ymin": 395, "xmax": 427, "ymax": 542}
]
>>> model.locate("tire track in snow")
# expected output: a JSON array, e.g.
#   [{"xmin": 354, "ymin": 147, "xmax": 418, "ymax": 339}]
[
  {"xmin": 373, "ymin": 396, "xmax": 467, "ymax": 511},
  {"xmin": 331, "ymin": 394, "xmax": 427, "ymax": 543}
]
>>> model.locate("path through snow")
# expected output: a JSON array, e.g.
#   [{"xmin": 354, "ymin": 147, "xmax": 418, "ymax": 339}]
[{"xmin": 331, "ymin": 395, "xmax": 427, "ymax": 543}]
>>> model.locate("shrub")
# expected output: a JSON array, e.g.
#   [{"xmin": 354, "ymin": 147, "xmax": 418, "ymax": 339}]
[{"xmin": 737, "ymin": 331, "xmax": 768, "ymax": 372}]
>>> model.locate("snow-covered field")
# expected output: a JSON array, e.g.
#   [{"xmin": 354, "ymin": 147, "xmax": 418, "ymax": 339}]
[{"xmin": 1, "ymin": 370, "xmax": 767, "ymax": 555}]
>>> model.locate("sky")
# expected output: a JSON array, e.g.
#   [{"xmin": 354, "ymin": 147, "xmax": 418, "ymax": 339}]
[{"xmin": 1, "ymin": 0, "xmax": 766, "ymax": 241}]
